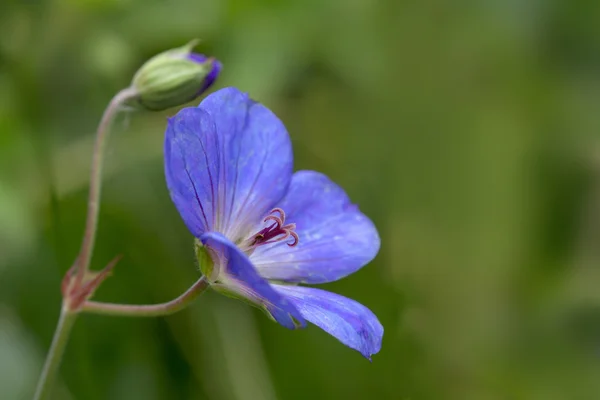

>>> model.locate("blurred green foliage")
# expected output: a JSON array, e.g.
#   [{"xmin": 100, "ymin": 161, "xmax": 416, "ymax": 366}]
[{"xmin": 2, "ymin": 0, "xmax": 600, "ymax": 399}]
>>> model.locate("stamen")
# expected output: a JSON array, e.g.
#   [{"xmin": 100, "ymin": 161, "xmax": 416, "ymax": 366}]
[
  {"xmin": 270, "ymin": 208, "xmax": 285, "ymax": 220},
  {"xmin": 264, "ymin": 214, "xmax": 283, "ymax": 227},
  {"xmin": 288, "ymin": 231, "xmax": 299, "ymax": 247},
  {"xmin": 246, "ymin": 208, "xmax": 299, "ymax": 250}
]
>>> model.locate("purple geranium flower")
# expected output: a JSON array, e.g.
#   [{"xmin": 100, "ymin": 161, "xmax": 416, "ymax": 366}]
[{"xmin": 164, "ymin": 87, "xmax": 383, "ymax": 359}]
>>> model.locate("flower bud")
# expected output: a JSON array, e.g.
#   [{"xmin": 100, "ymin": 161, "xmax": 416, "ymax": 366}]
[{"xmin": 131, "ymin": 40, "xmax": 222, "ymax": 111}]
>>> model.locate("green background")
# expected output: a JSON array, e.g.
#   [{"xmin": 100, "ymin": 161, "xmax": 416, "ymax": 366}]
[{"xmin": 2, "ymin": 0, "xmax": 600, "ymax": 399}]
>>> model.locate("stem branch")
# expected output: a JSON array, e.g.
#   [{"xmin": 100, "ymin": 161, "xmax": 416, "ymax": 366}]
[
  {"xmin": 34, "ymin": 89, "xmax": 136, "ymax": 400},
  {"xmin": 82, "ymin": 276, "xmax": 210, "ymax": 317}
]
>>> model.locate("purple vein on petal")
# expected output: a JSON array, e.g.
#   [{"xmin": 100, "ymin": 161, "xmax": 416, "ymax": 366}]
[
  {"xmin": 182, "ymin": 155, "xmax": 209, "ymax": 230},
  {"xmin": 234, "ymin": 144, "xmax": 291, "ymax": 238},
  {"xmin": 224, "ymin": 103, "xmax": 251, "ymax": 233},
  {"xmin": 225, "ymin": 129, "xmax": 242, "ymax": 235},
  {"xmin": 195, "ymin": 127, "xmax": 217, "ymax": 229},
  {"xmin": 229, "ymin": 145, "xmax": 269, "ymax": 238},
  {"xmin": 215, "ymin": 115, "xmax": 226, "ymax": 231}
]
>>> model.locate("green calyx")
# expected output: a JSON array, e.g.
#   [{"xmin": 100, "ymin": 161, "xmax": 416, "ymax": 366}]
[
  {"xmin": 195, "ymin": 238, "xmax": 214, "ymax": 280},
  {"xmin": 131, "ymin": 40, "xmax": 214, "ymax": 111},
  {"xmin": 194, "ymin": 239, "xmax": 303, "ymax": 329}
]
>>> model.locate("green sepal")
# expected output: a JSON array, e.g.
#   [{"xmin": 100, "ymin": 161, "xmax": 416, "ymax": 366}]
[
  {"xmin": 195, "ymin": 238, "xmax": 214, "ymax": 280},
  {"xmin": 131, "ymin": 40, "xmax": 214, "ymax": 111}
]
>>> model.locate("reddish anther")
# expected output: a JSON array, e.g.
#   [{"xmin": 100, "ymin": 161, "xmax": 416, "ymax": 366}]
[{"xmin": 251, "ymin": 208, "xmax": 299, "ymax": 248}]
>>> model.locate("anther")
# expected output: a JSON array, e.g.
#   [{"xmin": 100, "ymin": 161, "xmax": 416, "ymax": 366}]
[{"xmin": 249, "ymin": 208, "xmax": 299, "ymax": 248}]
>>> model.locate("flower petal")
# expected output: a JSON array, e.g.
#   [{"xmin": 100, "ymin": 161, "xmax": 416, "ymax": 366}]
[
  {"xmin": 251, "ymin": 171, "xmax": 380, "ymax": 284},
  {"xmin": 164, "ymin": 87, "xmax": 293, "ymax": 238},
  {"xmin": 200, "ymin": 232, "xmax": 305, "ymax": 329},
  {"xmin": 198, "ymin": 87, "xmax": 293, "ymax": 238},
  {"xmin": 164, "ymin": 107, "xmax": 217, "ymax": 236},
  {"xmin": 272, "ymin": 285, "xmax": 383, "ymax": 360}
]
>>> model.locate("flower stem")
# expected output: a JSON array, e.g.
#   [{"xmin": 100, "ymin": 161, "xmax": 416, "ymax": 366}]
[
  {"xmin": 75, "ymin": 87, "xmax": 138, "ymax": 284},
  {"xmin": 34, "ymin": 88, "xmax": 137, "ymax": 400},
  {"xmin": 81, "ymin": 276, "xmax": 210, "ymax": 317},
  {"xmin": 33, "ymin": 307, "xmax": 77, "ymax": 400}
]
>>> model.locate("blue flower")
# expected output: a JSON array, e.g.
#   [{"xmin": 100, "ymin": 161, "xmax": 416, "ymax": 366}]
[{"xmin": 164, "ymin": 87, "xmax": 383, "ymax": 359}]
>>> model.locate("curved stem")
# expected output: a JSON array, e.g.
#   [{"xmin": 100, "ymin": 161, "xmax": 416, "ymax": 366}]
[
  {"xmin": 81, "ymin": 276, "xmax": 210, "ymax": 317},
  {"xmin": 75, "ymin": 87, "xmax": 138, "ymax": 284},
  {"xmin": 33, "ymin": 308, "xmax": 77, "ymax": 400},
  {"xmin": 34, "ymin": 89, "xmax": 137, "ymax": 400}
]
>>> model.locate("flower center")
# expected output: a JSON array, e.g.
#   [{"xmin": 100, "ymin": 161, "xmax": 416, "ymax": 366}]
[{"xmin": 241, "ymin": 208, "xmax": 298, "ymax": 253}]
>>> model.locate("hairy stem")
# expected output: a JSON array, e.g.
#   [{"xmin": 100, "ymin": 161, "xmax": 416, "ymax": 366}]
[
  {"xmin": 82, "ymin": 276, "xmax": 210, "ymax": 317},
  {"xmin": 75, "ymin": 87, "xmax": 137, "ymax": 284},
  {"xmin": 34, "ymin": 88, "xmax": 136, "ymax": 400}
]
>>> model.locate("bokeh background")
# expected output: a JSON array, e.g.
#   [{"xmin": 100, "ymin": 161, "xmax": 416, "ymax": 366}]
[{"xmin": 2, "ymin": 0, "xmax": 600, "ymax": 399}]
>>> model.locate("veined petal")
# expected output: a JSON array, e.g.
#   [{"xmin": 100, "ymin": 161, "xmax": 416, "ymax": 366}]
[
  {"xmin": 200, "ymin": 232, "xmax": 305, "ymax": 329},
  {"xmin": 199, "ymin": 87, "xmax": 293, "ymax": 239},
  {"xmin": 165, "ymin": 108, "xmax": 218, "ymax": 236},
  {"xmin": 272, "ymin": 285, "xmax": 383, "ymax": 360},
  {"xmin": 164, "ymin": 87, "xmax": 293, "ymax": 238},
  {"xmin": 251, "ymin": 171, "xmax": 380, "ymax": 284}
]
